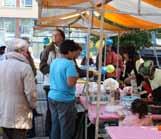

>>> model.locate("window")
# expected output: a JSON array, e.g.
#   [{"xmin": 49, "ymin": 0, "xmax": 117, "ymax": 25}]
[
  {"xmin": 4, "ymin": 0, "xmax": 16, "ymax": 7},
  {"xmin": 20, "ymin": 19, "xmax": 34, "ymax": 34},
  {"xmin": 21, "ymin": 0, "xmax": 32, "ymax": 7},
  {"xmin": 4, "ymin": 19, "xmax": 16, "ymax": 33},
  {"xmin": 0, "ymin": 30, "xmax": 5, "ymax": 45},
  {"xmin": 0, "ymin": 19, "xmax": 3, "ymax": 29}
]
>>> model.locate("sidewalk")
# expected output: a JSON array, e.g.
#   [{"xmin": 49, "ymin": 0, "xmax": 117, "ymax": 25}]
[
  {"xmin": 0, "ymin": 136, "xmax": 49, "ymax": 139},
  {"xmin": 29, "ymin": 137, "xmax": 49, "ymax": 139}
]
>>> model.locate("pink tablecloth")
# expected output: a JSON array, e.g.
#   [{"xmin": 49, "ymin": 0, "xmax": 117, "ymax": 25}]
[
  {"xmin": 105, "ymin": 126, "xmax": 161, "ymax": 139},
  {"xmin": 79, "ymin": 96, "xmax": 119, "ymax": 124},
  {"xmin": 76, "ymin": 83, "xmax": 85, "ymax": 96}
]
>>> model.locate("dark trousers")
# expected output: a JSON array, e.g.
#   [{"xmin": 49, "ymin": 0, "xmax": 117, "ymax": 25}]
[
  {"xmin": 2, "ymin": 128, "xmax": 27, "ymax": 139},
  {"xmin": 152, "ymin": 86, "xmax": 161, "ymax": 105},
  {"xmin": 44, "ymin": 86, "xmax": 51, "ymax": 136},
  {"xmin": 49, "ymin": 99, "xmax": 76, "ymax": 139}
]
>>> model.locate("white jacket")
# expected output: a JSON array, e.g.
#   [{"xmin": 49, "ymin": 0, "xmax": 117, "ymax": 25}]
[{"xmin": 0, "ymin": 52, "xmax": 37, "ymax": 129}]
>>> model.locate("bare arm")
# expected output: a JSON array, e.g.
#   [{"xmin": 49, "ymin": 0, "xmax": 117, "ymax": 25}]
[{"xmin": 67, "ymin": 77, "xmax": 78, "ymax": 87}]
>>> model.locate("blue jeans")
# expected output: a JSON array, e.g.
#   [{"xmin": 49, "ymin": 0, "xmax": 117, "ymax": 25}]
[{"xmin": 49, "ymin": 99, "xmax": 76, "ymax": 139}]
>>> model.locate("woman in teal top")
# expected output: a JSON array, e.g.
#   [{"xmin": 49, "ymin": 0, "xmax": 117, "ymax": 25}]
[{"xmin": 48, "ymin": 40, "xmax": 79, "ymax": 139}]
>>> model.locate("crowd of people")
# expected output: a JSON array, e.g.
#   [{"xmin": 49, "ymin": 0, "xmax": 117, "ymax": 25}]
[{"xmin": 0, "ymin": 29, "xmax": 161, "ymax": 139}]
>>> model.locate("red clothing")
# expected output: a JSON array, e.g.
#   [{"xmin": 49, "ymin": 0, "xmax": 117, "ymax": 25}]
[
  {"xmin": 106, "ymin": 51, "xmax": 123, "ymax": 78},
  {"xmin": 142, "ymin": 81, "xmax": 152, "ymax": 95}
]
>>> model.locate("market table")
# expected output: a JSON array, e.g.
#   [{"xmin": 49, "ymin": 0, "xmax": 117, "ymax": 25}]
[
  {"xmin": 78, "ymin": 95, "xmax": 122, "ymax": 139},
  {"xmin": 79, "ymin": 96, "xmax": 120, "ymax": 124},
  {"xmin": 105, "ymin": 126, "xmax": 161, "ymax": 139}
]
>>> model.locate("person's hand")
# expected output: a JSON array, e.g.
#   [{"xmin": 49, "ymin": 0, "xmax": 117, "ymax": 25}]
[
  {"xmin": 148, "ymin": 93, "xmax": 152, "ymax": 100},
  {"xmin": 130, "ymin": 74, "xmax": 136, "ymax": 80},
  {"xmin": 90, "ymin": 70, "xmax": 100, "ymax": 76},
  {"xmin": 124, "ymin": 75, "xmax": 135, "ymax": 85},
  {"xmin": 89, "ymin": 71, "xmax": 94, "ymax": 77}
]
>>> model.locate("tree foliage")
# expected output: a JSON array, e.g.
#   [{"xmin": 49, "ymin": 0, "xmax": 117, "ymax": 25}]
[{"xmin": 112, "ymin": 31, "xmax": 152, "ymax": 51}]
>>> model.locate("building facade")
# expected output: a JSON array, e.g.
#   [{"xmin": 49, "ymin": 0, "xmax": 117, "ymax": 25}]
[{"xmin": 0, "ymin": 0, "xmax": 38, "ymax": 43}]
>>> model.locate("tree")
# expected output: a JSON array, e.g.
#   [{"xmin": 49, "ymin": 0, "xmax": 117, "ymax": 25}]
[{"xmin": 112, "ymin": 31, "xmax": 152, "ymax": 51}]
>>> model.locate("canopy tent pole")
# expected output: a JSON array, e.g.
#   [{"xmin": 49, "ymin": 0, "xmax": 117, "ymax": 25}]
[
  {"xmin": 37, "ymin": 0, "xmax": 43, "ymax": 18},
  {"xmin": 151, "ymin": 31, "xmax": 160, "ymax": 68},
  {"xmin": 103, "ymin": 37, "xmax": 107, "ymax": 80},
  {"xmin": 34, "ymin": 25, "xmax": 111, "ymax": 30},
  {"xmin": 84, "ymin": 9, "xmax": 93, "ymax": 95},
  {"xmin": 95, "ymin": 9, "xmax": 104, "ymax": 139},
  {"xmin": 68, "ymin": 25, "xmax": 71, "ymax": 39},
  {"xmin": 41, "ymin": 5, "xmax": 87, "ymax": 10},
  {"xmin": 84, "ymin": 9, "xmax": 93, "ymax": 139},
  {"xmin": 116, "ymin": 33, "xmax": 120, "ymax": 80},
  {"xmin": 86, "ymin": 9, "xmax": 93, "ymax": 81},
  {"xmin": 138, "ymin": 0, "xmax": 141, "ymax": 15}
]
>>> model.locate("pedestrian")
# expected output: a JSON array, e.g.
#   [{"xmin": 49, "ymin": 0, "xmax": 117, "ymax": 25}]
[
  {"xmin": 39, "ymin": 29, "xmax": 65, "ymax": 136},
  {"xmin": 49, "ymin": 40, "xmax": 79, "ymax": 139},
  {"xmin": 0, "ymin": 38, "xmax": 37, "ymax": 139}
]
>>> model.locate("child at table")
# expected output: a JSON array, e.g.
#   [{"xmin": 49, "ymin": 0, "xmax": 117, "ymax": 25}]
[{"xmin": 121, "ymin": 99, "xmax": 152, "ymax": 126}]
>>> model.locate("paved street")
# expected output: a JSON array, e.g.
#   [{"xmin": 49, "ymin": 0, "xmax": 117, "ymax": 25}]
[
  {"xmin": 29, "ymin": 137, "xmax": 49, "ymax": 139},
  {"xmin": 0, "ymin": 137, "xmax": 49, "ymax": 139}
]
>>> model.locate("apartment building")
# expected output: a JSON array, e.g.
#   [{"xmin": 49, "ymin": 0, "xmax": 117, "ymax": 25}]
[{"xmin": 0, "ymin": 0, "xmax": 38, "ymax": 44}]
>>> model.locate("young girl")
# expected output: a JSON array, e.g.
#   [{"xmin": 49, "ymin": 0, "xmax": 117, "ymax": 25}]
[{"xmin": 121, "ymin": 99, "xmax": 152, "ymax": 126}]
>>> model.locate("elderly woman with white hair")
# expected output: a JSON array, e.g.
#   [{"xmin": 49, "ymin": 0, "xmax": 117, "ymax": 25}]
[{"xmin": 0, "ymin": 38, "xmax": 37, "ymax": 139}]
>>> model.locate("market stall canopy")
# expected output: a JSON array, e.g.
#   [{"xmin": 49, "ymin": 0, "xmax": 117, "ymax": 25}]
[
  {"xmin": 102, "ymin": 4, "xmax": 161, "ymax": 30},
  {"xmin": 37, "ymin": 0, "xmax": 161, "ymax": 32},
  {"xmin": 40, "ymin": 0, "xmax": 89, "ymax": 8},
  {"xmin": 142, "ymin": 0, "xmax": 161, "ymax": 8},
  {"xmin": 39, "ymin": 0, "xmax": 111, "ymax": 8},
  {"xmin": 36, "ymin": 11, "xmax": 127, "ymax": 32}
]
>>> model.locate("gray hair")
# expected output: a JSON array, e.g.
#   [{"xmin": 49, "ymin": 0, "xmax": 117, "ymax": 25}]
[{"xmin": 5, "ymin": 38, "xmax": 29, "ymax": 52}]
